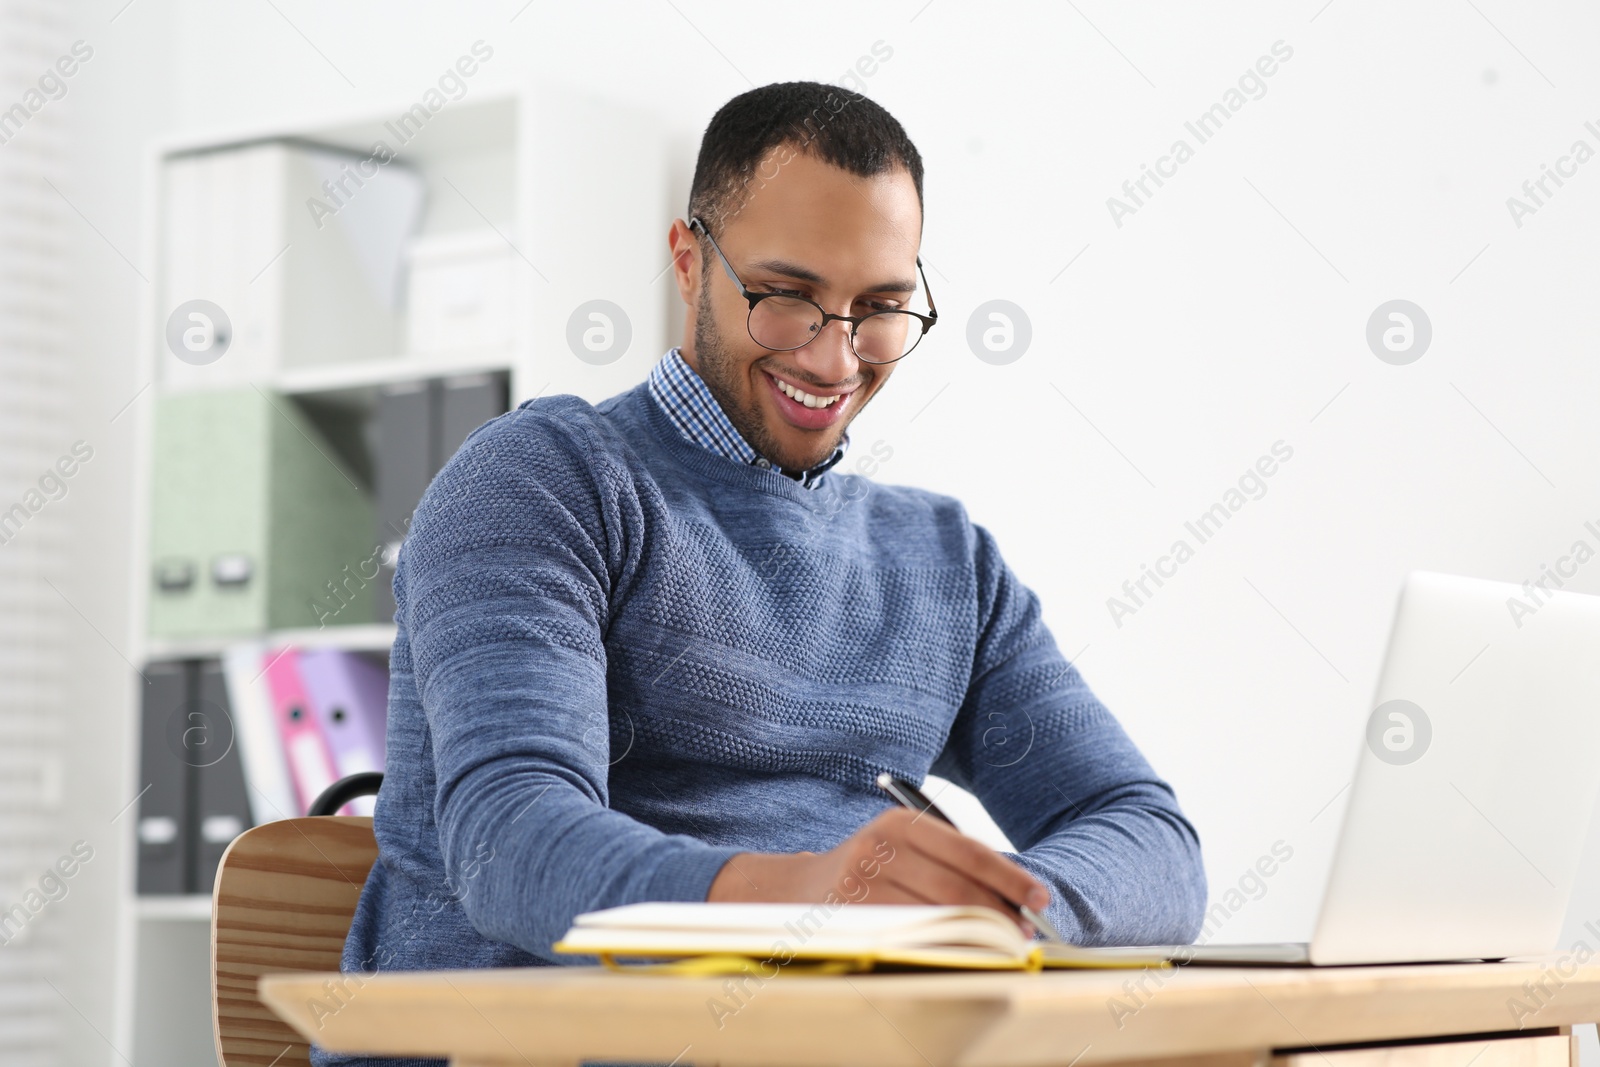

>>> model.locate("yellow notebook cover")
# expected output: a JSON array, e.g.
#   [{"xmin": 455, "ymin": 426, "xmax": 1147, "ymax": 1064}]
[{"xmin": 552, "ymin": 902, "xmax": 1170, "ymax": 974}]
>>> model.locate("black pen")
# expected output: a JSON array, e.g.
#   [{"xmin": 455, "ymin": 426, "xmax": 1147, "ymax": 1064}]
[{"xmin": 874, "ymin": 772, "xmax": 1067, "ymax": 944}]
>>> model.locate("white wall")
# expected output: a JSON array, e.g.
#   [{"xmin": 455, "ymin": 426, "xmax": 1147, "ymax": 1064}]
[
  {"xmin": 58, "ymin": 3, "xmax": 177, "ymax": 1066},
  {"xmin": 58, "ymin": 9, "xmax": 1600, "ymax": 1058}
]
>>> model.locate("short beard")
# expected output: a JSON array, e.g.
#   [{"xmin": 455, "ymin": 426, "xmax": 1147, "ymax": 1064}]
[{"xmin": 692, "ymin": 286, "xmax": 841, "ymax": 473}]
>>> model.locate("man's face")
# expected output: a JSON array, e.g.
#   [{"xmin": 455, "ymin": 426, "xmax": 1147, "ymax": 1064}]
[{"xmin": 672, "ymin": 146, "xmax": 924, "ymax": 473}]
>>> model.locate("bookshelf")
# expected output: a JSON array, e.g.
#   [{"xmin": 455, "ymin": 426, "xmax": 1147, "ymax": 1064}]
[
  {"xmin": 141, "ymin": 623, "xmax": 400, "ymax": 663},
  {"xmin": 275, "ymin": 353, "xmax": 516, "ymax": 397},
  {"xmin": 114, "ymin": 81, "xmax": 676, "ymax": 1065},
  {"xmin": 133, "ymin": 895, "xmax": 215, "ymax": 922}
]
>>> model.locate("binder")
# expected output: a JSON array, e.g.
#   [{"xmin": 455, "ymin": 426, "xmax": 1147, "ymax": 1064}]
[
  {"xmin": 147, "ymin": 386, "xmax": 377, "ymax": 637},
  {"xmin": 297, "ymin": 649, "xmax": 388, "ymax": 817},
  {"xmin": 372, "ymin": 382, "xmax": 433, "ymax": 622},
  {"xmin": 160, "ymin": 141, "xmax": 425, "ymax": 390},
  {"xmin": 136, "ymin": 662, "xmax": 190, "ymax": 894},
  {"xmin": 262, "ymin": 648, "xmax": 339, "ymax": 816},
  {"xmin": 370, "ymin": 374, "xmax": 509, "ymax": 622},
  {"xmin": 439, "ymin": 373, "xmax": 508, "ymax": 463},
  {"xmin": 221, "ymin": 642, "xmax": 297, "ymax": 825},
  {"xmin": 193, "ymin": 659, "xmax": 254, "ymax": 892}
]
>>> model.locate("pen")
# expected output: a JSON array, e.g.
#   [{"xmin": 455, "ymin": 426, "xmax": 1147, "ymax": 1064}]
[{"xmin": 874, "ymin": 772, "xmax": 1068, "ymax": 944}]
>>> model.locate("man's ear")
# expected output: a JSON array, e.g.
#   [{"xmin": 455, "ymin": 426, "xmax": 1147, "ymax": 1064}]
[{"xmin": 668, "ymin": 219, "xmax": 701, "ymax": 308}]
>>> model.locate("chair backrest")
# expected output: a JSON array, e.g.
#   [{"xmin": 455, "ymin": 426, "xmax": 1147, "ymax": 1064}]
[{"xmin": 210, "ymin": 816, "xmax": 378, "ymax": 1067}]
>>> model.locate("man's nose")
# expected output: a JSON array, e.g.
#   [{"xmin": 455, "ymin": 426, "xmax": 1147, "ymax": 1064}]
[{"xmin": 788, "ymin": 316, "xmax": 860, "ymax": 385}]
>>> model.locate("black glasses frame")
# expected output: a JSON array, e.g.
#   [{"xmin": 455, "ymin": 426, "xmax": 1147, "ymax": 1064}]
[{"xmin": 688, "ymin": 215, "xmax": 938, "ymax": 365}]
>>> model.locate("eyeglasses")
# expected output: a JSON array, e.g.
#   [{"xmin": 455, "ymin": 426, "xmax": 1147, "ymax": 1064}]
[{"xmin": 689, "ymin": 215, "xmax": 938, "ymax": 365}]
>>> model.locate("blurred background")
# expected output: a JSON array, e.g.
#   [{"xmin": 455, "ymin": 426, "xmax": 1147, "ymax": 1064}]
[{"xmin": 4, "ymin": 0, "xmax": 1599, "ymax": 1062}]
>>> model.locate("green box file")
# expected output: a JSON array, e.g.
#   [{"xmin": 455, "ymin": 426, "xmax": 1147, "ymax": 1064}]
[{"xmin": 148, "ymin": 387, "xmax": 377, "ymax": 637}]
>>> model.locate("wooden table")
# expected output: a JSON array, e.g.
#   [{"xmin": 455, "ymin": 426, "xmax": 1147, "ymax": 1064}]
[{"xmin": 260, "ymin": 959, "xmax": 1600, "ymax": 1067}]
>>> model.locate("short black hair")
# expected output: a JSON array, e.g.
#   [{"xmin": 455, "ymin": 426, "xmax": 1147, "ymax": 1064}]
[{"xmin": 687, "ymin": 81, "xmax": 924, "ymax": 234}]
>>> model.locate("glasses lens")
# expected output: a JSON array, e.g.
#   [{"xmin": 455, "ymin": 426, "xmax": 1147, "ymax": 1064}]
[
  {"xmin": 853, "ymin": 311, "xmax": 925, "ymax": 364},
  {"xmin": 748, "ymin": 296, "xmax": 824, "ymax": 351}
]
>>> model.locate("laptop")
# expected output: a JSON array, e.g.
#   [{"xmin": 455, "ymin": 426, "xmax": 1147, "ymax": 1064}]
[{"xmin": 1092, "ymin": 570, "xmax": 1600, "ymax": 967}]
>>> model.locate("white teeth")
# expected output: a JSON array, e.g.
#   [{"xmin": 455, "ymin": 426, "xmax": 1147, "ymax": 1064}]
[{"xmin": 771, "ymin": 374, "xmax": 841, "ymax": 409}]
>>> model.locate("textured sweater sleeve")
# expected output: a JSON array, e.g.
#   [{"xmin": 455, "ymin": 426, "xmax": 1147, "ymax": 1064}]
[
  {"xmin": 397, "ymin": 406, "xmax": 743, "ymax": 962},
  {"xmin": 930, "ymin": 522, "xmax": 1208, "ymax": 946}
]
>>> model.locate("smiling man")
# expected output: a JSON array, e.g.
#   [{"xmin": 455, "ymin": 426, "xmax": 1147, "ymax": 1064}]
[
  {"xmin": 318, "ymin": 80, "xmax": 1204, "ymax": 1067},
  {"xmin": 671, "ymin": 141, "xmax": 929, "ymax": 475}
]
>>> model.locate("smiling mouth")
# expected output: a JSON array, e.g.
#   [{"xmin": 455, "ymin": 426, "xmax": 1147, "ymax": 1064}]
[{"xmin": 764, "ymin": 370, "xmax": 853, "ymax": 409}]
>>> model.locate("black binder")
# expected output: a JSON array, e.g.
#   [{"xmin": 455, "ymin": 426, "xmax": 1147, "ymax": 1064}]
[
  {"xmin": 193, "ymin": 659, "xmax": 254, "ymax": 895},
  {"xmin": 439, "ymin": 373, "xmax": 509, "ymax": 463},
  {"xmin": 373, "ymin": 382, "xmax": 434, "ymax": 623},
  {"xmin": 136, "ymin": 658, "xmax": 255, "ymax": 895},
  {"xmin": 371, "ymin": 373, "xmax": 509, "ymax": 622},
  {"xmin": 136, "ymin": 661, "xmax": 189, "ymax": 894}
]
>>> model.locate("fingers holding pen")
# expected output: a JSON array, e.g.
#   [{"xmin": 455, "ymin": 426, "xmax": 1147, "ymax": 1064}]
[
  {"xmin": 896, "ymin": 808, "xmax": 1050, "ymax": 909},
  {"xmin": 843, "ymin": 807, "xmax": 1048, "ymax": 929}
]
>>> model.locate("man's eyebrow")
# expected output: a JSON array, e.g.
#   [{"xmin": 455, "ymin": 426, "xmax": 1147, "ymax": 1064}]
[{"xmin": 746, "ymin": 256, "xmax": 918, "ymax": 294}]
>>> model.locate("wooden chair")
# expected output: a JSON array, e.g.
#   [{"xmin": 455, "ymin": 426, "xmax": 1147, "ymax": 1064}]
[{"xmin": 210, "ymin": 774, "xmax": 383, "ymax": 1067}]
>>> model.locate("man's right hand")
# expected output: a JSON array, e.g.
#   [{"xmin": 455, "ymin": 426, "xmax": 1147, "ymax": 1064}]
[{"xmin": 705, "ymin": 807, "xmax": 1050, "ymax": 933}]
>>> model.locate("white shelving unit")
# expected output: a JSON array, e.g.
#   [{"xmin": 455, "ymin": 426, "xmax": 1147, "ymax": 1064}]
[
  {"xmin": 133, "ymin": 895, "xmax": 216, "ymax": 922},
  {"xmin": 141, "ymin": 622, "xmax": 401, "ymax": 663},
  {"xmin": 274, "ymin": 353, "xmax": 517, "ymax": 397},
  {"xmin": 113, "ymin": 80, "xmax": 676, "ymax": 1066}
]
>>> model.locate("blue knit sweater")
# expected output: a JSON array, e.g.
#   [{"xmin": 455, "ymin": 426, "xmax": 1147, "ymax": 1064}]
[{"xmin": 312, "ymin": 381, "xmax": 1205, "ymax": 1066}]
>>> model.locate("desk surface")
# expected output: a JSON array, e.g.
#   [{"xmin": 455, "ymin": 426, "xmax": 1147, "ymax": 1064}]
[{"xmin": 260, "ymin": 959, "xmax": 1600, "ymax": 1067}]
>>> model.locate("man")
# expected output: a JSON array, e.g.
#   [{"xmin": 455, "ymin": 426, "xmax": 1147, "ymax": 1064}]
[{"xmin": 314, "ymin": 80, "xmax": 1204, "ymax": 1066}]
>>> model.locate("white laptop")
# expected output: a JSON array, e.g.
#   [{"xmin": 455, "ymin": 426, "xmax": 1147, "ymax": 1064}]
[{"xmin": 1099, "ymin": 570, "xmax": 1600, "ymax": 967}]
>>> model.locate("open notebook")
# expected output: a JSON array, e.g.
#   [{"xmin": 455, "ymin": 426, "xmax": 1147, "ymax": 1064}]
[{"xmin": 552, "ymin": 902, "xmax": 1169, "ymax": 972}]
